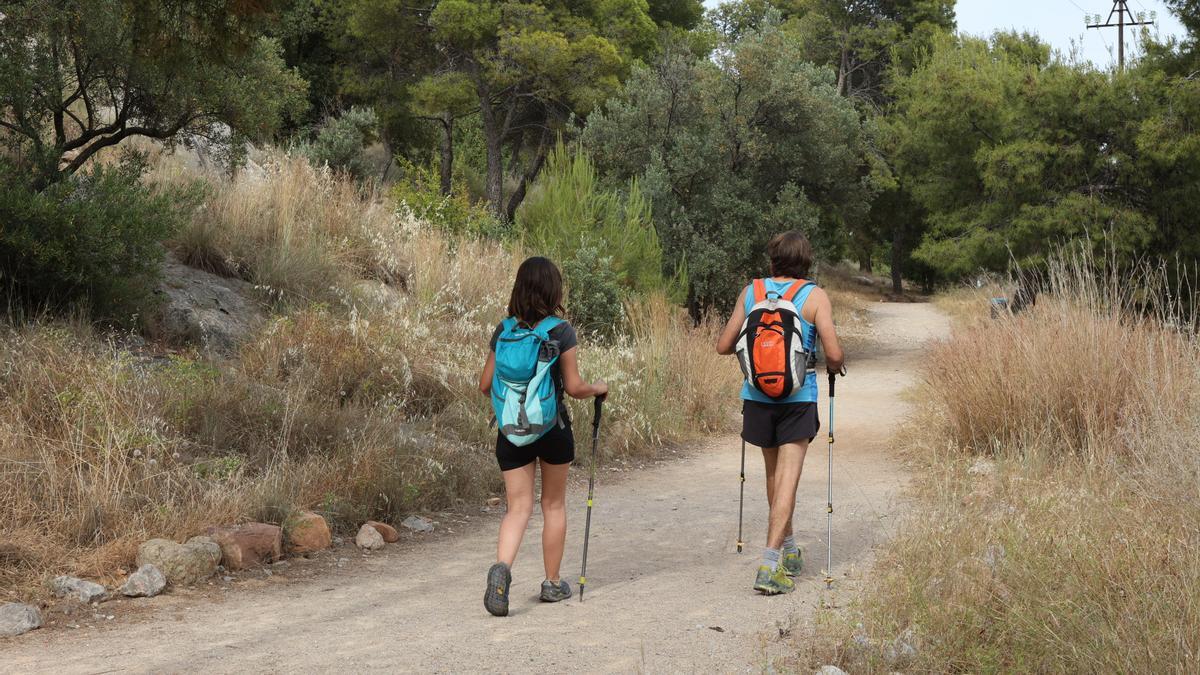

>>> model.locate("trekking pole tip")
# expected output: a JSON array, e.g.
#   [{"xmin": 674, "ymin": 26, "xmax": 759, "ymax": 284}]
[{"xmin": 736, "ymin": 541, "xmax": 744, "ymax": 553}]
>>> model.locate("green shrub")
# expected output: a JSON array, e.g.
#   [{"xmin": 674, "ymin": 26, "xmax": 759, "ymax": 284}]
[
  {"xmin": 391, "ymin": 158, "xmax": 506, "ymax": 239},
  {"xmin": 564, "ymin": 245, "xmax": 624, "ymax": 338},
  {"xmin": 517, "ymin": 143, "xmax": 670, "ymax": 296},
  {"xmin": 0, "ymin": 159, "xmax": 196, "ymax": 321},
  {"xmin": 295, "ymin": 107, "xmax": 380, "ymax": 180}
]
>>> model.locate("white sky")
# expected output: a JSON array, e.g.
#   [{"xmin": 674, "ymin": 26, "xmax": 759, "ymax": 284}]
[{"xmin": 702, "ymin": 0, "xmax": 1189, "ymax": 69}]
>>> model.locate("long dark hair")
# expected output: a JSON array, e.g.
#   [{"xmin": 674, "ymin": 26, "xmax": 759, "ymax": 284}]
[{"xmin": 507, "ymin": 257, "xmax": 564, "ymax": 325}]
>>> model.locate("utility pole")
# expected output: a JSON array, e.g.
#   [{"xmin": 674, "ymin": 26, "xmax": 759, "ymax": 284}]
[{"xmin": 1087, "ymin": 1, "xmax": 1156, "ymax": 72}]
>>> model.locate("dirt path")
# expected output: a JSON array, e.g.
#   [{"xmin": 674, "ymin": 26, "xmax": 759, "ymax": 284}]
[{"xmin": 1, "ymin": 302, "xmax": 949, "ymax": 674}]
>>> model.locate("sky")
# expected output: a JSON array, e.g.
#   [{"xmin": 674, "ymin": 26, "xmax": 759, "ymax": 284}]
[{"xmin": 702, "ymin": 1, "xmax": 1189, "ymax": 69}]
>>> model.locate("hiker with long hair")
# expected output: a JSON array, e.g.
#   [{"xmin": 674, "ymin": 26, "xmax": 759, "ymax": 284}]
[
  {"xmin": 716, "ymin": 231, "xmax": 845, "ymax": 595},
  {"xmin": 478, "ymin": 256, "xmax": 608, "ymax": 616}
]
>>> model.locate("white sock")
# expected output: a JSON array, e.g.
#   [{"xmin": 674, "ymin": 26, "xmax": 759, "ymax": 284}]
[{"xmin": 782, "ymin": 535, "xmax": 799, "ymax": 555}]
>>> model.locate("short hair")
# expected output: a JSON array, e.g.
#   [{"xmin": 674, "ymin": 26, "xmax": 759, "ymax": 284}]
[
  {"xmin": 767, "ymin": 231, "xmax": 813, "ymax": 279},
  {"xmin": 507, "ymin": 256, "xmax": 565, "ymax": 324}
]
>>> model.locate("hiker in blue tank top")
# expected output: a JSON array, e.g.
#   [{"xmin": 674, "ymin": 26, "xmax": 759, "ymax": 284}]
[
  {"xmin": 477, "ymin": 256, "xmax": 608, "ymax": 617},
  {"xmin": 716, "ymin": 231, "xmax": 845, "ymax": 595}
]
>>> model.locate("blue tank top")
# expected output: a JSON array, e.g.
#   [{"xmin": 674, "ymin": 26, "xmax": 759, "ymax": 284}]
[{"xmin": 740, "ymin": 279, "xmax": 819, "ymax": 404}]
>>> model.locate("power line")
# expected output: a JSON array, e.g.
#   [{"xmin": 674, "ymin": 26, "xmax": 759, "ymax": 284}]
[{"xmin": 1086, "ymin": 1, "xmax": 1155, "ymax": 71}]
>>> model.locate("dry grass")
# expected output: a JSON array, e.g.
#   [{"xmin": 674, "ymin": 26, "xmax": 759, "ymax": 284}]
[
  {"xmin": 0, "ymin": 155, "xmax": 739, "ymax": 601},
  {"xmin": 805, "ymin": 254, "xmax": 1200, "ymax": 673},
  {"xmin": 170, "ymin": 155, "xmax": 409, "ymax": 305}
]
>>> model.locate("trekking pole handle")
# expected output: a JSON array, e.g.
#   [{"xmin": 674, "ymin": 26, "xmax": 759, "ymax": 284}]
[
  {"xmin": 593, "ymin": 394, "xmax": 605, "ymax": 430},
  {"xmin": 828, "ymin": 366, "xmax": 846, "ymax": 397}
]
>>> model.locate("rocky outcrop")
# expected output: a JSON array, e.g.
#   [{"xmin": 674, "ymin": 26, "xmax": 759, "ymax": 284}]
[
  {"xmin": 205, "ymin": 523, "xmax": 283, "ymax": 570},
  {"xmin": 49, "ymin": 576, "xmax": 107, "ymax": 603},
  {"xmin": 355, "ymin": 524, "xmax": 385, "ymax": 551},
  {"xmin": 120, "ymin": 564, "xmax": 167, "ymax": 598},
  {"xmin": 136, "ymin": 536, "xmax": 221, "ymax": 587},
  {"xmin": 365, "ymin": 521, "xmax": 400, "ymax": 543},
  {"xmin": 154, "ymin": 253, "xmax": 263, "ymax": 355},
  {"xmin": 0, "ymin": 603, "xmax": 41, "ymax": 638},
  {"xmin": 284, "ymin": 512, "xmax": 332, "ymax": 555}
]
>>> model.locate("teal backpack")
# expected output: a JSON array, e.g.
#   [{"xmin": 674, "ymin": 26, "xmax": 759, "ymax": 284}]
[{"xmin": 491, "ymin": 316, "xmax": 564, "ymax": 446}]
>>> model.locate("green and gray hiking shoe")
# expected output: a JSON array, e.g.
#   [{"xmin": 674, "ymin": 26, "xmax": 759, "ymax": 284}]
[
  {"xmin": 539, "ymin": 579, "xmax": 572, "ymax": 603},
  {"xmin": 484, "ymin": 562, "xmax": 512, "ymax": 617},
  {"xmin": 782, "ymin": 549, "xmax": 804, "ymax": 577},
  {"xmin": 753, "ymin": 564, "xmax": 796, "ymax": 595}
]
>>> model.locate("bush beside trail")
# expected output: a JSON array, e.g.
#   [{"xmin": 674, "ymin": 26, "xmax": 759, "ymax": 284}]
[
  {"xmin": 800, "ymin": 256, "xmax": 1200, "ymax": 673},
  {"xmin": 0, "ymin": 157, "xmax": 740, "ymax": 603}
]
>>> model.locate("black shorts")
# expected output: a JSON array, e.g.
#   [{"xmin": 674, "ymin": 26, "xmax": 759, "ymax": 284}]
[
  {"xmin": 495, "ymin": 422, "xmax": 575, "ymax": 471},
  {"xmin": 741, "ymin": 400, "xmax": 821, "ymax": 448}
]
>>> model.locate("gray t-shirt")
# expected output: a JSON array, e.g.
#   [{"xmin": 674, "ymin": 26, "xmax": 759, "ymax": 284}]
[{"xmin": 489, "ymin": 318, "xmax": 578, "ymax": 414}]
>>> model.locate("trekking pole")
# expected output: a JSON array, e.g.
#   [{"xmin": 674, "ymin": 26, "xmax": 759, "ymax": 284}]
[
  {"xmin": 579, "ymin": 395, "xmax": 604, "ymax": 602},
  {"xmin": 736, "ymin": 437, "xmax": 746, "ymax": 553},
  {"xmin": 825, "ymin": 367, "xmax": 846, "ymax": 589}
]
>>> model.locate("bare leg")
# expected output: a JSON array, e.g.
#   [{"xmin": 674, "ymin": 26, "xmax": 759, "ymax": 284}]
[
  {"xmin": 497, "ymin": 463, "xmax": 536, "ymax": 566},
  {"xmin": 763, "ymin": 441, "xmax": 809, "ymax": 549},
  {"xmin": 538, "ymin": 460, "xmax": 570, "ymax": 582},
  {"xmin": 761, "ymin": 447, "xmax": 794, "ymax": 542}
]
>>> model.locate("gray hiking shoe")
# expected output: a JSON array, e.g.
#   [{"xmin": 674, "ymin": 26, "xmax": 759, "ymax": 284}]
[
  {"xmin": 485, "ymin": 562, "xmax": 512, "ymax": 616},
  {"xmin": 539, "ymin": 579, "xmax": 572, "ymax": 603}
]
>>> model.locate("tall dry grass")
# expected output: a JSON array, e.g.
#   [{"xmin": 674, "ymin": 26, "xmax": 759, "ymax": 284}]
[
  {"xmin": 806, "ymin": 253, "xmax": 1200, "ymax": 673},
  {"xmin": 171, "ymin": 155, "xmax": 409, "ymax": 304},
  {"xmin": 0, "ymin": 155, "xmax": 739, "ymax": 601}
]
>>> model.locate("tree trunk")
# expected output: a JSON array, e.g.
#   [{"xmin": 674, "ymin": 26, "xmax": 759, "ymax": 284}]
[
  {"xmin": 890, "ymin": 226, "xmax": 904, "ymax": 296},
  {"xmin": 504, "ymin": 127, "xmax": 552, "ymax": 222},
  {"xmin": 439, "ymin": 112, "xmax": 454, "ymax": 197},
  {"xmin": 859, "ymin": 255, "xmax": 873, "ymax": 274},
  {"xmin": 838, "ymin": 43, "xmax": 850, "ymax": 97},
  {"xmin": 474, "ymin": 71, "xmax": 505, "ymax": 218}
]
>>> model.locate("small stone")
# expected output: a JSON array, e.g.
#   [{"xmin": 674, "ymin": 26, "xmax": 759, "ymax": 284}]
[
  {"xmin": 365, "ymin": 521, "xmax": 400, "ymax": 543},
  {"xmin": 486, "ymin": 497, "xmax": 502, "ymax": 507},
  {"xmin": 223, "ymin": 576, "xmax": 234, "ymax": 582},
  {"xmin": 884, "ymin": 627, "xmax": 920, "ymax": 664},
  {"xmin": 0, "ymin": 603, "xmax": 42, "ymax": 638},
  {"xmin": 284, "ymin": 512, "xmax": 332, "ymax": 555},
  {"xmin": 401, "ymin": 515, "xmax": 434, "ymax": 533},
  {"xmin": 120, "ymin": 565, "xmax": 166, "ymax": 598},
  {"xmin": 50, "ymin": 576, "xmax": 108, "ymax": 603},
  {"xmin": 355, "ymin": 524, "xmax": 385, "ymax": 551},
  {"xmin": 815, "ymin": 667, "xmax": 848, "ymax": 675},
  {"xmin": 967, "ymin": 457, "xmax": 996, "ymax": 477}
]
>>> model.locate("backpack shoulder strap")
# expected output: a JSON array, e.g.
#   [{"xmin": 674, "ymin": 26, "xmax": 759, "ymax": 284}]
[
  {"xmin": 500, "ymin": 317, "xmax": 518, "ymax": 334},
  {"xmin": 532, "ymin": 316, "xmax": 563, "ymax": 340},
  {"xmin": 752, "ymin": 278, "xmax": 768, "ymax": 303},
  {"xmin": 783, "ymin": 280, "xmax": 816, "ymax": 302}
]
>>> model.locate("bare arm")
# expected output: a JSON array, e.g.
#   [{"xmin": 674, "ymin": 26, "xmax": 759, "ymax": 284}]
[
  {"xmin": 807, "ymin": 288, "xmax": 844, "ymax": 373},
  {"xmin": 478, "ymin": 351, "xmax": 496, "ymax": 396},
  {"xmin": 558, "ymin": 347, "xmax": 609, "ymax": 399},
  {"xmin": 716, "ymin": 286, "xmax": 749, "ymax": 355}
]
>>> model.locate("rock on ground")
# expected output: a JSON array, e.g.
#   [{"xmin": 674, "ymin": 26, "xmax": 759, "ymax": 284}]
[
  {"xmin": 205, "ymin": 523, "xmax": 283, "ymax": 570},
  {"xmin": 284, "ymin": 512, "xmax": 332, "ymax": 555},
  {"xmin": 49, "ymin": 576, "xmax": 107, "ymax": 603},
  {"xmin": 365, "ymin": 521, "xmax": 400, "ymax": 543},
  {"xmin": 153, "ymin": 253, "xmax": 264, "ymax": 355},
  {"xmin": 814, "ymin": 667, "xmax": 848, "ymax": 675},
  {"xmin": 0, "ymin": 603, "xmax": 41, "ymax": 638},
  {"xmin": 967, "ymin": 457, "xmax": 996, "ymax": 477},
  {"xmin": 401, "ymin": 515, "xmax": 434, "ymax": 533},
  {"xmin": 120, "ymin": 564, "xmax": 167, "ymax": 598},
  {"xmin": 356, "ymin": 524, "xmax": 385, "ymax": 551},
  {"xmin": 136, "ymin": 537, "xmax": 221, "ymax": 587}
]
